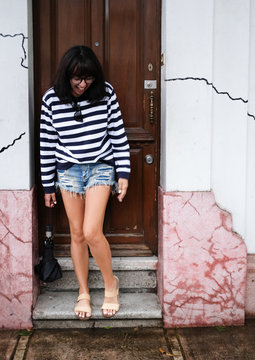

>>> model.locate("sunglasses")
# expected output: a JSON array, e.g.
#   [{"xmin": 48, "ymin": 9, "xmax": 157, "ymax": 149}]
[{"xmin": 72, "ymin": 102, "xmax": 83, "ymax": 122}]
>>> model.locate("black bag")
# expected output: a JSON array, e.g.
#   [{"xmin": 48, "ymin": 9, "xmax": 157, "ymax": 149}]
[{"xmin": 34, "ymin": 224, "xmax": 62, "ymax": 282}]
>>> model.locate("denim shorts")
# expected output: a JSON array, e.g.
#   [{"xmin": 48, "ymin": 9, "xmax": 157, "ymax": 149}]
[{"xmin": 56, "ymin": 163, "xmax": 117, "ymax": 195}]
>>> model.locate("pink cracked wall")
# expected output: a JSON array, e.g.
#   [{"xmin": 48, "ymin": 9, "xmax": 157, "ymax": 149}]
[
  {"xmin": 0, "ymin": 187, "xmax": 39, "ymax": 329},
  {"xmin": 157, "ymin": 187, "xmax": 247, "ymax": 327},
  {"xmin": 246, "ymin": 255, "xmax": 255, "ymax": 318}
]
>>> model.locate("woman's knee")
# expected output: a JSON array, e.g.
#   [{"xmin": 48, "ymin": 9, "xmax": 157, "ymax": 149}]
[
  {"xmin": 70, "ymin": 226, "xmax": 85, "ymax": 245},
  {"xmin": 83, "ymin": 228, "xmax": 102, "ymax": 247}
]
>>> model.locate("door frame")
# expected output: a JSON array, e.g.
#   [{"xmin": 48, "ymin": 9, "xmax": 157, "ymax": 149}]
[{"xmin": 32, "ymin": 0, "xmax": 161, "ymax": 257}]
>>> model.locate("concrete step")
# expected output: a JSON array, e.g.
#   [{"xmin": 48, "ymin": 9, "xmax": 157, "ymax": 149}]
[
  {"xmin": 42, "ymin": 256, "xmax": 158, "ymax": 291},
  {"xmin": 57, "ymin": 256, "xmax": 158, "ymax": 271},
  {"xmin": 34, "ymin": 256, "xmax": 162, "ymax": 328},
  {"xmin": 33, "ymin": 291, "xmax": 163, "ymax": 329}
]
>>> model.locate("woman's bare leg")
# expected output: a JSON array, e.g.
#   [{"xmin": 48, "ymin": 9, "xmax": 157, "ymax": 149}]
[
  {"xmin": 60, "ymin": 190, "xmax": 91, "ymax": 319},
  {"xmin": 83, "ymin": 185, "xmax": 119, "ymax": 316}
]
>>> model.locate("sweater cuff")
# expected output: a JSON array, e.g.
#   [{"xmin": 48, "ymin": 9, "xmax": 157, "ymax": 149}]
[
  {"xmin": 116, "ymin": 172, "xmax": 130, "ymax": 180},
  {"xmin": 44, "ymin": 185, "xmax": 56, "ymax": 194}
]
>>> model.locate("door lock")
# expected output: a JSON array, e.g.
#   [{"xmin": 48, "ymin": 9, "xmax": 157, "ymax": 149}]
[
  {"xmin": 144, "ymin": 80, "xmax": 157, "ymax": 89},
  {"xmin": 148, "ymin": 63, "xmax": 153, "ymax": 72},
  {"xmin": 145, "ymin": 154, "xmax": 154, "ymax": 165}
]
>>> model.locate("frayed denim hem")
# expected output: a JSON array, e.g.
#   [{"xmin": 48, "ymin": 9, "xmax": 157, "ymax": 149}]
[
  {"xmin": 55, "ymin": 181, "xmax": 118, "ymax": 197},
  {"xmin": 55, "ymin": 183, "xmax": 85, "ymax": 198},
  {"xmin": 85, "ymin": 181, "xmax": 118, "ymax": 195}
]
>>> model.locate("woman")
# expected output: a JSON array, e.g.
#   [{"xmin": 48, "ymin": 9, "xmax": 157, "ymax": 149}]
[{"xmin": 40, "ymin": 45, "xmax": 130, "ymax": 320}]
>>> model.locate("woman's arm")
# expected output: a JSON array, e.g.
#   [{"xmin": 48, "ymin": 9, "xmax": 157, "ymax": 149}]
[
  {"xmin": 107, "ymin": 85, "xmax": 131, "ymax": 182},
  {"xmin": 40, "ymin": 91, "xmax": 58, "ymax": 197}
]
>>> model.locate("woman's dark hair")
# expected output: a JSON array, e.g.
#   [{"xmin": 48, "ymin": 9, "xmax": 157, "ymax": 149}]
[{"xmin": 53, "ymin": 45, "xmax": 107, "ymax": 103}]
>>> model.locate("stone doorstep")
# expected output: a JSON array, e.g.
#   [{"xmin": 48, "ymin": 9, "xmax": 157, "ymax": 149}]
[
  {"xmin": 42, "ymin": 270, "xmax": 157, "ymax": 291},
  {"xmin": 42, "ymin": 256, "xmax": 159, "ymax": 291},
  {"xmin": 34, "ymin": 256, "xmax": 162, "ymax": 328},
  {"xmin": 33, "ymin": 291, "xmax": 162, "ymax": 320},
  {"xmin": 33, "ymin": 319, "xmax": 163, "ymax": 329},
  {"xmin": 33, "ymin": 291, "xmax": 162, "ymax": 328},
  {"xmin": 57, "ymin": 256, "xmax": 158, "ymax": 271}
]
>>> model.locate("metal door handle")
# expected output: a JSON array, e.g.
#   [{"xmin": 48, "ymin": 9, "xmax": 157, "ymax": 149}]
[
  {"xmin": 149, "ymin": 90, "xmax": 154, "ymax": 124},
  {"xmin": 145, "ymin": 154, "xmax": 154, "ymax": 165}
]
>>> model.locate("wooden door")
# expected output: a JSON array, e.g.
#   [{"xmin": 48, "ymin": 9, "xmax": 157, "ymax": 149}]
[{"xmin": 33, "ymin": 0, "xmax": 161, "ymax": 256}]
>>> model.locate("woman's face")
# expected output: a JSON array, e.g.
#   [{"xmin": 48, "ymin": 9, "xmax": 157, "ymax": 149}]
[{"xmin": 70, "ymin": 76, "xmax": 95, "ymax": 97}]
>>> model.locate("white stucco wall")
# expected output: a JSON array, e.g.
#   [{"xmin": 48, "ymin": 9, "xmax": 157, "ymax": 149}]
[
  {"xmin": 211, "ymin": 0, "xmax": 250, "ymax": 247},
  {"xmin": 246, "ymin": 0, "xmax": 255, "ymax": 252},
  {"xmin": 0, "ymin": 0, "xmax": 33, "ymax": 190},
  {"xmin": 161, "ymin": 0, "xmax": 255, "ymax": 253},
  {"xmin": 161, "ymin": 0, "xmax": 213, "ymax": 191}
]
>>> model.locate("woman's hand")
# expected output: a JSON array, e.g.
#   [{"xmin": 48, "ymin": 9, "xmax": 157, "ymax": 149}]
[
  {"xmin": 117, "ymin": 178, "xmax": 128, "ymax": 202},
  {"xmin": 44, "ymin": 193, "xmax": 57, "ymax": 208}
]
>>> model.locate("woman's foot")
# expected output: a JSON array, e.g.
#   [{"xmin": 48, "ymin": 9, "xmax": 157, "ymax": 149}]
[
  {"xmin": 74, "ymin": 292, "xmax": 92, "ymax": 320},
  {"xmin": 101, "ymin": 276, "xmax": 120, "ymax": 317}
]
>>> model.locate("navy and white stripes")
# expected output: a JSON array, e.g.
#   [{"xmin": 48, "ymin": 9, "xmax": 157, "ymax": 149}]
[{"xmin": 40, "ymin": 82, "xmax": 130, "ymax": 194}]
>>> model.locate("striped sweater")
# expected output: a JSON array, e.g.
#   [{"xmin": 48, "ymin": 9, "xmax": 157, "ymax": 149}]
[{"xmin": 40, "ymin": 82, "xmax": 130, "ymax": 194}]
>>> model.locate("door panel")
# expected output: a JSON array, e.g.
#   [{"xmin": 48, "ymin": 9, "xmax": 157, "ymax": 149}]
[
  {"xmin": 33, "ymin": 0, "xmax": 160, "ymax": 255},
  {"xmin": 55, "ymin": 0, "xmax": 88, "ymax": 59},
  {"xmin": 104, "ymin": 148, "xmax": 143, "ymax": 240},
  {"xmin": 105, "ymin": 0, "xmax": 142, "ymax": 125}
]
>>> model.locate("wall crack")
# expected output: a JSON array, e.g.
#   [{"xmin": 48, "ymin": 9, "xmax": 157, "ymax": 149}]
[
  {"xmin": 0, "ymin": 132, "xmax": 26, "ymax": 154},
  {"xmin": 0, "ymin": 32, "xmax": 28, "ymax": 69},
  {"xmin": 166, "ymin": 76, "xmax": 255, "ymax": 120}
]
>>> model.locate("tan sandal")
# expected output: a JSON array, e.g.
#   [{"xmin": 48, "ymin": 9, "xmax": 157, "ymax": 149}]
[
  {"xmin": 74, "ymin": 293, "xmax": 92, "ymax": 320},
  {"xmin": 101, "ymin": 276, "xmax": 120, "ymax": 318}
]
